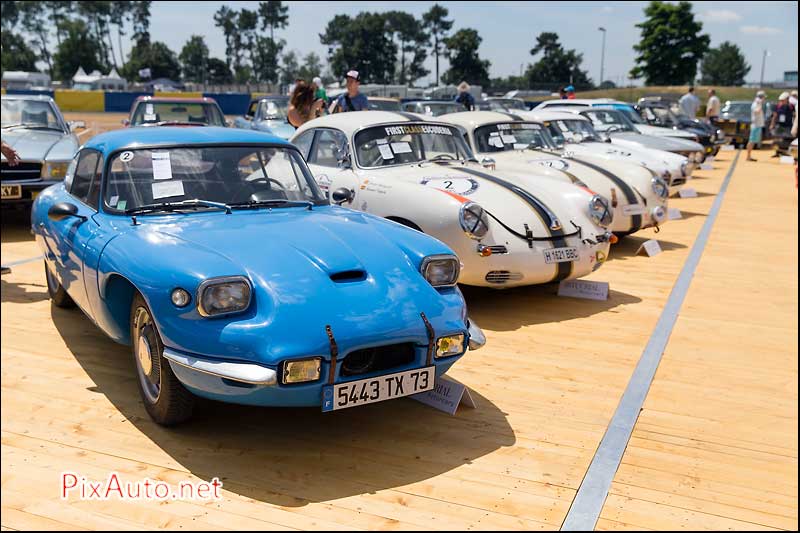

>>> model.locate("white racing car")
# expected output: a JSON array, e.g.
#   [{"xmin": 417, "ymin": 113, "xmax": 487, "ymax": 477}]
[
  {"xmin": 522, "ymin": 110, "xmax": 693, "ymax": 196},
  {"xmin": 439, "ymin": 111, "xmax": 669, "ymax": 236},
  {"xmin": 291, "ymin": 111, "xmax": 614, "ymax": 288}
]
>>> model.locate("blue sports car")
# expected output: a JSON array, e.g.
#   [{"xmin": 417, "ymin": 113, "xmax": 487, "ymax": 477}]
[{"xmin": 31, "ymin": 127, "xmax": 485, "ymax": 425}]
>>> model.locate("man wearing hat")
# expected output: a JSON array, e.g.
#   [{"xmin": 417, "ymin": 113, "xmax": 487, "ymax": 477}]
[
  {"xmin": 331, "ymin": 70, "xmax": 369, "ymax": 113},
  {"xmin": 746, "ymin": 90, "xmax": 767, "ymax": 161},
  {"xmin": 454, "ymin": 81, "xmax": 475, "ymax": 111},
  {"xmin": 565, "ymin": 85, "xmax": 576, "ymax": 99},
  {"xmin": 769, "ymin": 91, "xmax": 796, "ymax": 157}
]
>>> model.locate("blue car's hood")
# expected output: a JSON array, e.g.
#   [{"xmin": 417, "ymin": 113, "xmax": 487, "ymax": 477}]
[{"xmin": 101, "ymin": 207, "xmax": 458, "ymax": 363}]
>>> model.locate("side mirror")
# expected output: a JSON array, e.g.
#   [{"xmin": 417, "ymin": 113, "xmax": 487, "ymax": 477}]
[
  {"xmin": 331, "ymin": 187, "xmax": 354, "ymax": 205},
  {"xmin": 69, "ymin": 120, "xmax": 86, "ymax": 131},
  {"xmin": 480, "ymin": 157, "xmax": 496, "ymax": 170},
  {"xmin": 48, "ymin": 202, "xmax": 86, "ymax": 222},
  {"xmin": 121, "ymin": 119, "xmax": 130, "ymax": 126}
]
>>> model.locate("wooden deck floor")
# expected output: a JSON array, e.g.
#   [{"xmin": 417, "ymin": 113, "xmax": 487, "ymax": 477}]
[{"xmin": 1, "ymin": 149, "xmax": 797, "ymax": 530}]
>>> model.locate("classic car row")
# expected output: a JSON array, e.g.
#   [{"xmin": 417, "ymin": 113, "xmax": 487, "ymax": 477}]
[{"xmin": 19, "ymin": 93, "xmax": 715, "ymax": 426}]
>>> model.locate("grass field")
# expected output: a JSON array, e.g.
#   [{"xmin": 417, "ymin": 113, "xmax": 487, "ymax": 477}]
[{"xmin": 572, "ymin": 85, "xmax": 796, "ymax": 105}]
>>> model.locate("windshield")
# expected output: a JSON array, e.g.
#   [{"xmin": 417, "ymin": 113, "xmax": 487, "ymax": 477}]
[
  {"xmin": 354, "ymin": 124, "xmax": 473, "ymax": 168},
  {"xmin": 487, "ymin": 99, "xmax": 528, "ymax": 111},
  {"xmin": 258, "ymin": 99, "xmax": 288, "ymax": 120},
  {"xmin": 721, "ymin": 102, "xmax": 751, "ymax": 119},
  {"xmin": 131, "ymin": 101, "xmax": 226, "ymax": 126},
  {"xmin": 103, "ymin": 145, "xmax": 324, "ymax": 212},
  {"xmin": 474, "ymin": 122, "xmax": 556, "ymax": 153},
  {"xmin": 618, "ymin": 106, "xmax": 646, "ymax": 124},
  {"xmin": 581, "ymin": 109, "xmax": 637, "ymax": 133},
  {"xmin": 544, "ymin": 119, "xmax": 602, "ymax": 145},
  {"xmin": 368, "ymin": 99, "xmax": 402, "ymax": 111},
  {"xmin": 1, "ymin": 99, "xmax": 62, "ymax": 130}
]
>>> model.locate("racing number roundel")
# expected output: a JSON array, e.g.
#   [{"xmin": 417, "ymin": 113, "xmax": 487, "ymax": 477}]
[{"xmin": 419, "ymin": 177, "xmax": 479, "ymax": 196}]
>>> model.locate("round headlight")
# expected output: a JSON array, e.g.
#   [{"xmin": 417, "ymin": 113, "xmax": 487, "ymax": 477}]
[
  {"xmin": 171, "ymin": 288, "xmax": 191, "ymax": 307},
  {"xmin": 588, "ymin": 194, "xmax": 613, "ymax": 228},
  {"xmin": 197, "ymin": 276, "xmax": 252, "ymax": 317},
  {"xmin": 421, "ymin": 255, "xmax": 460, "ymax": 287},
  {"xmin": 651, "ymin": 176, "xmax": 669, "ymax": 199},
  {"xmin": 459, "ymin": 202, "xmax": 489, "ymax": 240}
]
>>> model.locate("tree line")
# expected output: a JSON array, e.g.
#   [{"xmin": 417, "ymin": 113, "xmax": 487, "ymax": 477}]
[{"xmin": 0, "ymin": 1, "xmax": 752, "ymax": 90}]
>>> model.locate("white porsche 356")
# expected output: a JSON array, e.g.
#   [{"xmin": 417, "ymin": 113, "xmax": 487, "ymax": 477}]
[
  {"xmin": 521, "ymin": 110, "xmax": 693, "ymax": 196},
  {"xmin": 290, "ymin": 111, "xmax": 614, "ymax": 288},
  {"xmin": 439, "ymin": 111, "xmax": 669, "ymax": 236}
]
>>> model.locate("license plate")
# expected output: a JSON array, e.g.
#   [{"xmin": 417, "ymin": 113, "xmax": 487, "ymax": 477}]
[
  {"xmin": 622, "ymin": 204, "xmax": 645, "ymax": 216},
  {"xmin": 322, "ymin": 366, "xmax": 435, "ymax": 412},
  {"xmin": 544, "ymin": 246, "xmax": 579, "ymax": 264},
  {"xmin": 1, "ymin": 185, "xmax": 22, "ymax": 199}
]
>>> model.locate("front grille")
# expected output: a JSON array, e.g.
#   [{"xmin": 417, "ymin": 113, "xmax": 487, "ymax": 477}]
[
  {"xmin": 487, "ymin": 245, "xmax": 509, "ymax": 255},
  {"xmin": 485, "ymin": 271, "xmax": 524, "ymax": 284},
  {"xmin": 340, "ymin": 343, "xmax": 416, "ymax": 377},
  {"xmin": 1, "ymin": 162, "xmax": 42, "ymax": 181}
]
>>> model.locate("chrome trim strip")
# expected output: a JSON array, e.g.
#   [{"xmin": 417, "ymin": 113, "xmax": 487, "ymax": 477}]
[
  {"xmin": 163, "ymin": 348, "xmax": 277, "ymax": 386},
  {"xmin": 467, "ymin": 318, "xmax": 486, "ymax": 350}
]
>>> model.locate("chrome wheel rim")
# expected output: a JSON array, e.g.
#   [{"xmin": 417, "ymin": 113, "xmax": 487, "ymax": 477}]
[{"xmin": 133, "ymin": 306, "xmax": 161, "ymax": 403}]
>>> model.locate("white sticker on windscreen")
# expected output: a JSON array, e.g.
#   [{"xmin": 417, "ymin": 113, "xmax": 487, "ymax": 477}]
[
  {"xmin": 390, "ymin": 142, "xmax": 412, "ymax": 154},
  {"xmin": 501, "ymin": 134, "xmax": 517, "ymax": 144},
  {"xmin": 119, "ymin": 151, "xmax": 134, "ymax": 163},
  {"xmin": 152, "ymin": 180, "xmax": 184, "ymax": 199},
  {"xmin": 151, "ymin": 152, "xmax": 173, "ymax": 180},
  {"xmin": 378, "ymin": 144, "xmax": 394, "ymax": 160}
]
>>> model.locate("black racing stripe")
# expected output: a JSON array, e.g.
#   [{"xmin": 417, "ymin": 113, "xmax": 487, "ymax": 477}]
[
  {"xmin": 497, "ymin": 111, "xmax": 524, "ymax": 121},
  {"xmin": 567, "ymin": 156, "xmax": 643, "ymax": 233},
  {"xmin": 454, "ymin": 166, "xmax": 573, "ymax": 282},
  {"xmin": 392, "ymin": 111, "xmax": 422, "ymax": 121}
]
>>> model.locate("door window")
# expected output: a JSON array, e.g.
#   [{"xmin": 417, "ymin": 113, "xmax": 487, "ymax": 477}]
[
  {"xmin": 69, "ymin": 150, "xmax": 100, "ymax": 207},
  {"xmin": 309, "ymin": 129, "xmax": 347, "ymax": 168}
]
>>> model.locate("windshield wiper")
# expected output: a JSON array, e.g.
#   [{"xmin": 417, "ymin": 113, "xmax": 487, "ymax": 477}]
[
  {"xmin": 125, "ymin": 199, "xmax": 232, "ymax": 216},
  {"xmin": 227, "ymin": 199, "xmax": 314, "ymax": 210}
]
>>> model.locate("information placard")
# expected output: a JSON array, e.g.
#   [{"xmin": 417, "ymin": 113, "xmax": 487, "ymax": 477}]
[
  {"xmin": 678, "ymin": 187, "xmax": 698, "ymax": 198},
  {"xmin": 557, "ymin": 279, "xmax": 609, "ymax": 301},
  {"xmin": 411, "ymin": 375, "xmax": 475, "ymax": 415},
  {"xmin": 636, "ymin": 239, "xmax": 662, "ymax": 257}
]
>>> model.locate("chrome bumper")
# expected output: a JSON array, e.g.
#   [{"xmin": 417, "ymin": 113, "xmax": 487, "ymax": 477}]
[
  {"xmin": 163, "ymin": 348, "xmax": 278, "ymax": 386},
  {"xmin": 467, "ymin": 318, "xmax": 486, "ymax": 350}
]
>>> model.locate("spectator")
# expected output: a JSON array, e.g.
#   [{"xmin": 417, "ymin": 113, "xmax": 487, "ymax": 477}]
[
  {"xmin": 769, "ymin": 92, "xmax": 795, "ymax": 157},
  {"xmin": 559, "ymin": 87, "xmax": 567, "ymax": 100},
  {"xmin": 287, "ymin": 80, "xmax": 325, "ymax": 128},
  {"xmin": 1, "ymin": 140, "xmax": 20, "ymax": 166},
  {"xmin": 565, "ymin": 85, "xmax": 576, "ymax": 99},
  {"xmin": 706, "ymin": 88, "xmax": 721, "ymax": 123},
  {"xmin": 789, "ymin": 90, "xmax": 798, "ymax": 109},
  {"xmin": 312, "ymin": 76, "xmax": 328, "ymax": 105},
  {"xmin": 746, "ymin": 90, "xmax": 766, "ymax": 162},
  {"xmin": 330, "ymin": 70, "xmax": 369, "ymax": 113},
  {"xmin": 454, "ymin": 81, "xmax": 475, "ymax": 111},
  {"xmin": 679, "ymin": 86, "xmax": 700, "ymax": 118}
]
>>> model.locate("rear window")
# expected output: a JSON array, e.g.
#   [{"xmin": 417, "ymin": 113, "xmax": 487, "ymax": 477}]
[{"xmin": 131, "ymin": 102, "xmax": 225, "ymax": 126}]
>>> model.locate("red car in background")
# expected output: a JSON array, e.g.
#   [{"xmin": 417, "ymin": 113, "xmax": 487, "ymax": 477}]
[{"xmin": 123, "ymin": 96, "xmax": 228, "ymax": 127}]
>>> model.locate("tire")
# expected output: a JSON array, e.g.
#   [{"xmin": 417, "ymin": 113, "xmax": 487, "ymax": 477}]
[
  {"xmin": 44, "ymin": 260, "xmax": 75, "ymax": 308},
  {"xmin": 130, "ymin": 292, "xmax": 194, "ymax": 426}
]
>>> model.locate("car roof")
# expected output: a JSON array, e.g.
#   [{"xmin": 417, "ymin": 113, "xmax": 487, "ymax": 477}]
[
  {"xmin": 369, "ymin": 97, "xmax": 400, "ymax": 102},
  {"xmin": 439, "ymin": 110, "xmax": 533, "ymax": 130},
  {"xmin": 293, "ymin": 110, "xmax": 456, "ymax": 137},
  {"xmin": 1, "ymin": 93, "xmax": 56, "ymax": 103},
  {"xmin": 521, "ymin": 109, "xmax": 590, "ymax": 122},
  {"xmin": 83, "ymin": 126, "xmax": 291, "ymax": 154},
  {"xmin": 134, "ymin": 96, "xmax": 218, "ymax": 104},
  {"xmin": 404, "ymin": 100, "xmax": 460, "ymax": 105}
]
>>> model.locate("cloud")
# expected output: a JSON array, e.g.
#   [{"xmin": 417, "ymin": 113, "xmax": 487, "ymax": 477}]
[
  {"xmin": 700, "ymin": 9, "xmax": 742, "ymax": 22},
  {"xmin": 740, "ymin": 25, "xmax": 783, "ymax": 35}
]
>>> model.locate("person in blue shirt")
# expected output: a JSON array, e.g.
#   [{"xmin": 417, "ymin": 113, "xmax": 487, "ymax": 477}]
[
  {"xmin": 331, "ymin": 70, "xmax": 369, "ymax": 113},
  {"xmin": 454, "ymin": 81, "xmax": 475, "ymax": 111}
]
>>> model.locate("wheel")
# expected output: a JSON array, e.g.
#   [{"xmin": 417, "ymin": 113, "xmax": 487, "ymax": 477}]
[
  {"xmin": 130, "ymin": 292, "xmax": 194, "ymax": 426},
  {"xmin": 44, "ymin": 260, "xmax": 75, "ymax": 308}
]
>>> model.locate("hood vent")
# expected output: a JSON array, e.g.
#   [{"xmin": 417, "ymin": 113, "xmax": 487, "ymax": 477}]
[{"xmin": 330, "ymin": 270, "xmax": 367, "ymax": 283}]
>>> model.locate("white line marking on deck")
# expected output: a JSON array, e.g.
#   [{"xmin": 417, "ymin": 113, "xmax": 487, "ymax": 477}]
[{"xmin": 561, "ymin": 150, "xmax": 741, "ymax": 531}]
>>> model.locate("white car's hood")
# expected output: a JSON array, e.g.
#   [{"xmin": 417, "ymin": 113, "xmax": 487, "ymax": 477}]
[{"xmin": 635, "ymin": 124, "xmax": 696, "ymax": 139}]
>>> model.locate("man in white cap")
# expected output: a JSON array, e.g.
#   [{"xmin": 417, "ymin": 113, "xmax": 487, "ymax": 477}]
[
  {"xmin": 312, "ymin": 76, "xmax": 328, "ymax": 105},
  {"xmin": 454, "ymin": 81, "xmax": 475, "ymax": 111},
  {"xmin": 331, "ymin": 70, "xmax": 369, "ymax": 113},
  {"xmin": 746, "ymin": 90, "xmax": 766, "ymax": 161},
  {"xmin": 769, "ymin": 91, "xmax": 796, "ymax": 157}
]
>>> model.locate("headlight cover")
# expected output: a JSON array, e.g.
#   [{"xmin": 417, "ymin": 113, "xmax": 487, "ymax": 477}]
[
  {"xmin": 421, "ymin": 254, "xmax": 460, "ymax": 287},
  {"xmin": 197, "ymin": 276, "xmax": 252, "ymax": 317},
  {"xmin": 459, "ymin": 202, "xmax": 489, "ymax": 239},
  {"xmin": 588, "ymin": 194, "xmax": 613, "ymax": 228},
  {"xmin": 651, "ymin": 176, "xmax": 669, "ymax": 199},
  {"xmin": 436, "ymin": 334, "xmax": 466, "ymax": 358},
  {"xmin": 41, "ymin": 161, "xmax": 70, "ymax": 179}
]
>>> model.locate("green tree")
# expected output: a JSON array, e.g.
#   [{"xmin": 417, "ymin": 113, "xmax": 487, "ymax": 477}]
[
  {"xmin": 179, "ymin": 35, "xmax": 209, "ymax": 83},
  {"xmin": 630, "ymin": 1, "xmax": 710, "ymax": 85},
  {"xmin": 442, "ymin": 28, "xmax": 490, "ymax": 87},
  {"xmin": 386, "ymin": 11, "xmax": 429, "ymax": 85},
  {"xmin": 53, "ymin": 19, "xmax": 108, "ymax": 81},
  {"xmin": 214, "ymin": 6, "xmax": 242, "ymax": 73},
  {"xmin": 252, "ymin": 36, "xmax": 283, "ymax": 84},
  {"xmin": 122, "ymin": 40, "xmax": 179, "ymax": 81},
  {"xmin": 18, "ymin": 2, "xmax": 54, "ymax": 76},
  {"xmin": 280, "ymin": 50, "xmax": 300, "ymax": 87},
  {"xmin": 525, "ymin": 32, "xmax": 592, "ymax": 90},
  {"xmin": 700, "ymin": 41, "xmax": 750, "ymax": 86},
  {"xmin": 258, "ymin": 1, "xmax": 289, "ymax": 42},
  {"xmin": 45, "ymin": 1, "xmax": 74, "ymax": 48},
  {"xmin": 109, "ymin": 1, "xmax": 132, "ymax": 68},
  {"xmin": 320, "ymin": 12, "xmax": 397, "ymax": 84},
  {"xmin": 1, "ymin": 32, "xmax": 39, "ymax": 74},
  {"xmin": 206, "ymin": 57, "xmax": 233, "ymax": 84},
  {"xmin": 298, "ymin": 52, "xmax": 323, "ymax": 82},
  {"xmin": 422, "ymin": 4, "xmax": 453, "ymax": 85}
]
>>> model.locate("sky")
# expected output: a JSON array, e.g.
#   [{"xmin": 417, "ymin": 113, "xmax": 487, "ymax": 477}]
[{"xmin": 124, "ymin": 0, "xmax": 798, "ymax": 86}]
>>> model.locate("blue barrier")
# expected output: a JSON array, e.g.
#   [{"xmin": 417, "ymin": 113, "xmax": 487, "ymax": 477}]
[
  {"xmin": 204, "ymin": 93, "xmax": 251, "ymax": 116},
  {"xmin": 104, "ymin": 91, "xmax": 153, "ymax": 113},
  {"xmin": 5, "ymin": 89, "xmax": 55, "ymax": 98}
]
